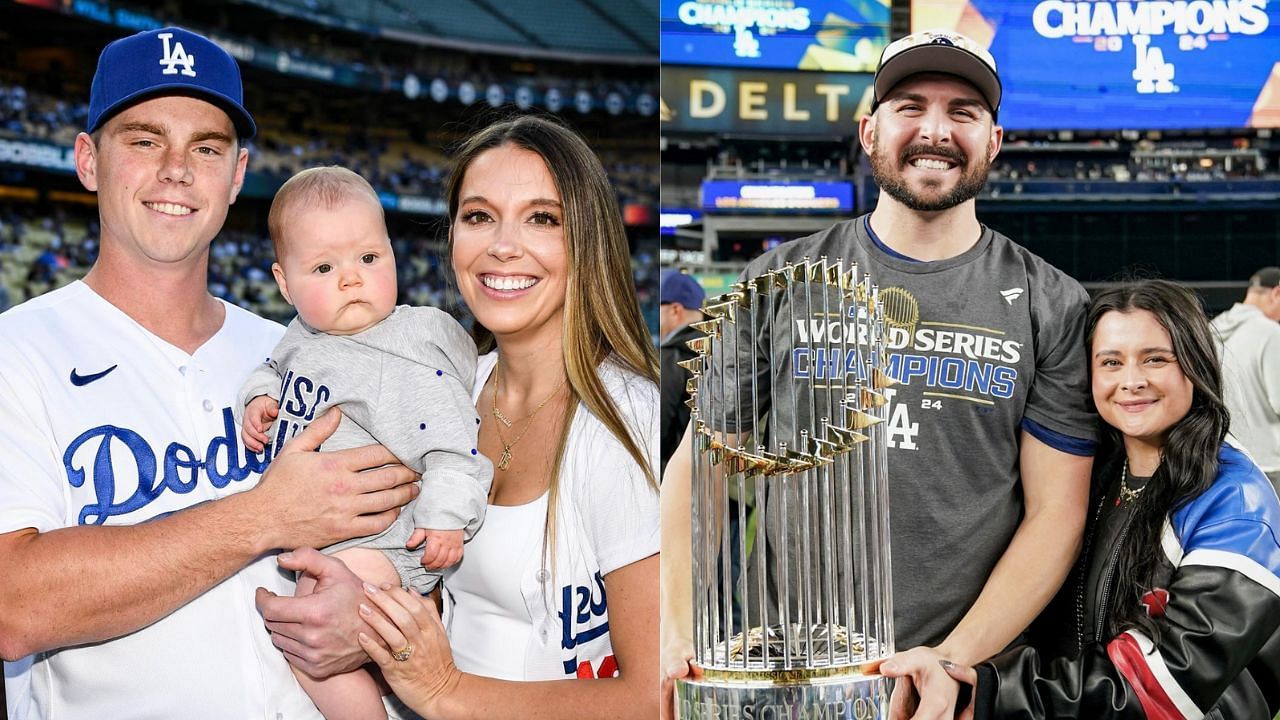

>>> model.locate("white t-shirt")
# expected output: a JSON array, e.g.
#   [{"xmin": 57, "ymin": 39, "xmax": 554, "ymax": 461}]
[
  {"xmin": 0, "ymin": 281, "xmax": 320, "ymax": 720},
  {"xmin": 448, "ymin": 493, "xmax": 548, "ymax": 679},
  {"xmin": 443, "ymin": 352, "xmax": 660, "ymax": 680}
]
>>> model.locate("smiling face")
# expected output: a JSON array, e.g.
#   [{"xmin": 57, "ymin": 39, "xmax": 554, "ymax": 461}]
[
  {"xmin": 272, "ymin": 194, "xmax": 398, "ymax": 335},
  {"xmin": 76, "ymin": 95, "xmax": 248, "ymax": 270},
  {"xmin": 860, "ymin": 73, "xmax": 1001, "ymax": 213},
  {"xmin": 450, "ymin": 144, "xmax": 569, "ymax": 345},
  {"xmin": 1091, "ymin": 308, "xmax": 1195, "ymax": 463}
]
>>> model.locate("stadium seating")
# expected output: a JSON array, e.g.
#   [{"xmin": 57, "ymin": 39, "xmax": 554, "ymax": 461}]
[{"xmin": 244, "ymin": 0, "xmax": 656, "ymax": 56}]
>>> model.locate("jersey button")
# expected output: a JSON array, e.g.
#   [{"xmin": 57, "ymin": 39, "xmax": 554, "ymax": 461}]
[
  {"xmin": 202, "ymin": 399, "xmax": 214, "ymax": 412},
  {"xmin": 178, "ymin": 365, "xmax": 187, "ymax": 375}
]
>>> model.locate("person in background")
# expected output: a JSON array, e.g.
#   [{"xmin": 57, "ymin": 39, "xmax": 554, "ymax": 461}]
[
  {"xmin": 1211, "ymin": 266, "xmax": 1280, "ymax": 490},
  {"xmin": 657, "ymin": 268, "xmax": 748, "ymax": 634},
  {"xmin": 658, "ymin": 269, "xmax": 705, "ymax": 474}
]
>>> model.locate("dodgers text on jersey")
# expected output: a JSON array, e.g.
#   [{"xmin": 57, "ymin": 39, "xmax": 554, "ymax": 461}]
[{"xmin": 64, "ymin": 407, "xmax": 268, "ymax": 525}]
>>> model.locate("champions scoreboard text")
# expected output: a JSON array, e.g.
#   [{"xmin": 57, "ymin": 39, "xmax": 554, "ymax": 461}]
[
  {"xmin": 913, "ymin": 0, "xmax": 1280, "ymax": 129},
  {"xmin": 659, "ymin": 0, "xmax": 888, "ymax": 134},
  {"xmin": 661, "ymin": 0, "xmax": 891, "ymax": 71},
  {"xmin": 662, "ymin": 0, "xmax": 1278, "ymax": 133}
]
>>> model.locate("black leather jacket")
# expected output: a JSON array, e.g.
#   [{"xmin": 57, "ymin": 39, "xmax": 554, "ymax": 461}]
[{"xmin": 975, "ymin": 445, "xmax": 1280, "ymax": 719}]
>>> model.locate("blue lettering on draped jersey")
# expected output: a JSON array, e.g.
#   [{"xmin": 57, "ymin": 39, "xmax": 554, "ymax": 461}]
[
  {"xmin": 63, "ymin": 407, "xmax": 270, "ymax": 525},
  {"xmin": 558, "ymin": 570, "xmax": 610, "ymax": 675}
]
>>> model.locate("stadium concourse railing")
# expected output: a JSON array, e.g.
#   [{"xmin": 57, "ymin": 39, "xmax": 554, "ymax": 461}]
[
  {"xmin": 703, "ymin": 162, "xmax": 851, "ymax": 182},
  {"xmin": 851, "ymin": 176, "xmax": 1280, "ymax": 211},
  {"xmin": 670, "ymin": 167, "xmax": 1280, "ymax": 216},
  {"xmin": 984, "ymin": 178, "xmax": 1280, "ymax": 200},
  {"xmin": 662, "ymin": 261, "xmax": 1253, "ymax": 320}
]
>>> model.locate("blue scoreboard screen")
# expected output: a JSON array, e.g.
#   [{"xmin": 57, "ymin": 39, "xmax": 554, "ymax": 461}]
[
  {"xmin": 701, "ymin": 180, "xmax": 856, "ymax": 212},
  {"xmin": 662, "ymin": 0, "xmax": 891, "ymax": 72},
  {"xmin": 911, "ymin": 0, "xmax": 1280, "ymax": 129}
]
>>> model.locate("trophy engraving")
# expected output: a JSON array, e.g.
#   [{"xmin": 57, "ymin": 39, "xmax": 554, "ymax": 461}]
[{"xmin": 677, "ymin": 258, "xmax": 895, "ymax": 719}]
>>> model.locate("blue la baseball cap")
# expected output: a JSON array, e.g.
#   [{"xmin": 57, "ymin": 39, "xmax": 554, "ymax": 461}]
[
  {"xmin": 660, "ymin": 270, "xmax": 705, "ymax": 309},
  {"xmin": 88, "ymin": 27, "xmax": 256, "ymax": 139}
]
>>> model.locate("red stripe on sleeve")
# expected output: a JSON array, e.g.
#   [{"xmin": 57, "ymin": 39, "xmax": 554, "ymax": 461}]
[{"xmin": 1106, "ymin": 632, "xmax": 1186, "ymax": 720}]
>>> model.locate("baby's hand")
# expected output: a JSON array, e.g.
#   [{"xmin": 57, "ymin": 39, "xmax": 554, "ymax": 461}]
[
  {"xmin": 242, "ymin": 395, "xmax": 280, "ymax": 453},
  {"xmin": 407, "ymin": 528, "xmax": 465, "ymax": 569}
]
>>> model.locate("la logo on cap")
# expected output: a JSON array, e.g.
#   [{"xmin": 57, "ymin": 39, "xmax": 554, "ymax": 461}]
[{"xmin": 158, "ymin": 32, "xmax": 196, "ymax": 77}]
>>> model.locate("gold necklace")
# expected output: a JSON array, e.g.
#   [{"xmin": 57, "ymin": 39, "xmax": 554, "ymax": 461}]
[
  {"xmin": 1116, "ymin": 460, "xmax": 1145, "ymax": 506},
  {"xmin": 491, "ymin": 363, "xmax": 566, "ymax": 471}
]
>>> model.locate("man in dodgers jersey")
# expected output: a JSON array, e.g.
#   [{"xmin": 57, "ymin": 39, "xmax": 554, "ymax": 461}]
[
  {"xmin": 0, "ymin": 28, "xmax": 419, "ymax": 719},
  {"xmin": 660, "ymin": 30, "xmax": 1098, "ymax": 717}
]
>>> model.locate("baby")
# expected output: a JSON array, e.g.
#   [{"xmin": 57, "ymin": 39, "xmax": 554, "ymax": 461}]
[{"xmin": 238, "ymin": 166, "xmax": 491, "ymax": 720}]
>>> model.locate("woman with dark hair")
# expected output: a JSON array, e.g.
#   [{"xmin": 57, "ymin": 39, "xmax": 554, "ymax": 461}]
[{"xmin": 909, "ymin": 279, "xmax": 1280, "ymax": 718}]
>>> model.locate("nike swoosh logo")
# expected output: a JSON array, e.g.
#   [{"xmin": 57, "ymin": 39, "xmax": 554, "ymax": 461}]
[{"xmin": 70, "ymin": 365, "xmax": 118, "ymax": 386}]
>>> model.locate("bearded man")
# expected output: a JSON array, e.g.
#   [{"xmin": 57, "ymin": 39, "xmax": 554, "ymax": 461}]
[{"xmin": 660, "ymin": 30, "xmax": 1097, "ymax": 719}]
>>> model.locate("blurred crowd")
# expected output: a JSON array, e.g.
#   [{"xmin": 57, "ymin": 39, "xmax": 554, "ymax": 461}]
[
  {"xmin": 0, "ymin": 82, "xmax": 85, "ymax": 146},
  {"xmin": 0, "ymin": 72, "xmax": 660, "ymax": 328},
  {"xmin": 0, "ymin": 201, "xmax": 660, "ymax": 337},
  {"xmin": 0, "ymin": 80, "xmax": 657, "ymax": 208},
  {"xmin": 989, "ymin": 156, "xmax": 1269, "ymax": 184}
]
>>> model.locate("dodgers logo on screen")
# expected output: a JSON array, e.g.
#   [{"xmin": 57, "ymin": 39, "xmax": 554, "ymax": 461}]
[
  {"xmin": 661, "ymin": 0, "xmax": 888, "ymax": 72},
  {"xmin": 914, "ymin": 0, "xmax": 1278, "ymax": 128},
  {"xmin": 980, "ymin": 0, "xmax": 1278, "ymax": 128},
  {"xmin": 675, "ymin": 1, "xmax": 812, "ymax": 59},
  {"xmin": 63, "ymin": 407, "xmax": 268, "ymax": 525}
]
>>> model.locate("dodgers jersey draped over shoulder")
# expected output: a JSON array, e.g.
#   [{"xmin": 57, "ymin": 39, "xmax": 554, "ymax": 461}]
[
  {"xmin": 713, "ymin": 215, "xmax": 1097, "ymax": 649},
  {"xmin": 0, "ymin": 281, "xmax": 321, "ymax": 720}
]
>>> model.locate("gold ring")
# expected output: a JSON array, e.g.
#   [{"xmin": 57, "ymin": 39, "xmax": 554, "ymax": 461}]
[{"xmin": 391, "ymin": 644, "xmax": 414, "ymax": 662}]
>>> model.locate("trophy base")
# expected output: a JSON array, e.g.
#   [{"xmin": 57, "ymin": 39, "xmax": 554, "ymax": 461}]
[{"xmin": 675, "ymin": 670, "xmax": 888, "ymax": 720}]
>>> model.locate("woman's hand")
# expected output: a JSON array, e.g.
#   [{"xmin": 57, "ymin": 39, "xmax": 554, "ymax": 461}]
[
  {"xmin": 941, "ymin": 660, "xmax": 978, "ymax": 720},
  {"xmin": 660, "ymin": 633, "xmax": 700, "ymax": 720},
  {"xmin": 881, "ymin": 646, "xmax": 962, "ymax": 720},
  {"xmin": 358, "ymin": 582, "xmax": 464, "ymax": 717}
]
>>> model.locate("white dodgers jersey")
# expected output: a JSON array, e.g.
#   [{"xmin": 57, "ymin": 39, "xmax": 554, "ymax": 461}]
[{"xmin": 0, "ymin": 281, "xmax": 321, "ymax": 719}]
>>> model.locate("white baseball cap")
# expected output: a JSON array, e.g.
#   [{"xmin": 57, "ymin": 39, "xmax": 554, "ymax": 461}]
[{"xmin": 872, "ymin": 29, "xmax": 1001, "ymax": 119}]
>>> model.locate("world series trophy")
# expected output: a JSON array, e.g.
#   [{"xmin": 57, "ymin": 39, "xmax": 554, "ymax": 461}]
[{"xmin": 676, "ymin": 257, "xmax": 895, "ymax": 720}]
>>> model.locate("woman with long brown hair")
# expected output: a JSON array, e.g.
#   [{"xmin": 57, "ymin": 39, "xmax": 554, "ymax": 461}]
[{"xmin": 352, "ymin": 115, "xmax": 660, "ymax": 718}]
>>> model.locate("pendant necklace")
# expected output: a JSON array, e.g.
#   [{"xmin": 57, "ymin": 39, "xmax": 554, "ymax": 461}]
[
  {"xmin": 1116, "ymin": 460, "xmax": 1145, "ymax": 507},
  {"xmin": 491, "ymin": 362, "xmax": 566, "ymax": 471}
]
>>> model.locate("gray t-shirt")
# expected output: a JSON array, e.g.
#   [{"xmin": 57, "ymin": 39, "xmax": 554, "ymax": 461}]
[{"xmin": 709, "ymin": 215, "xmax": 1095, "ymax": 649}]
